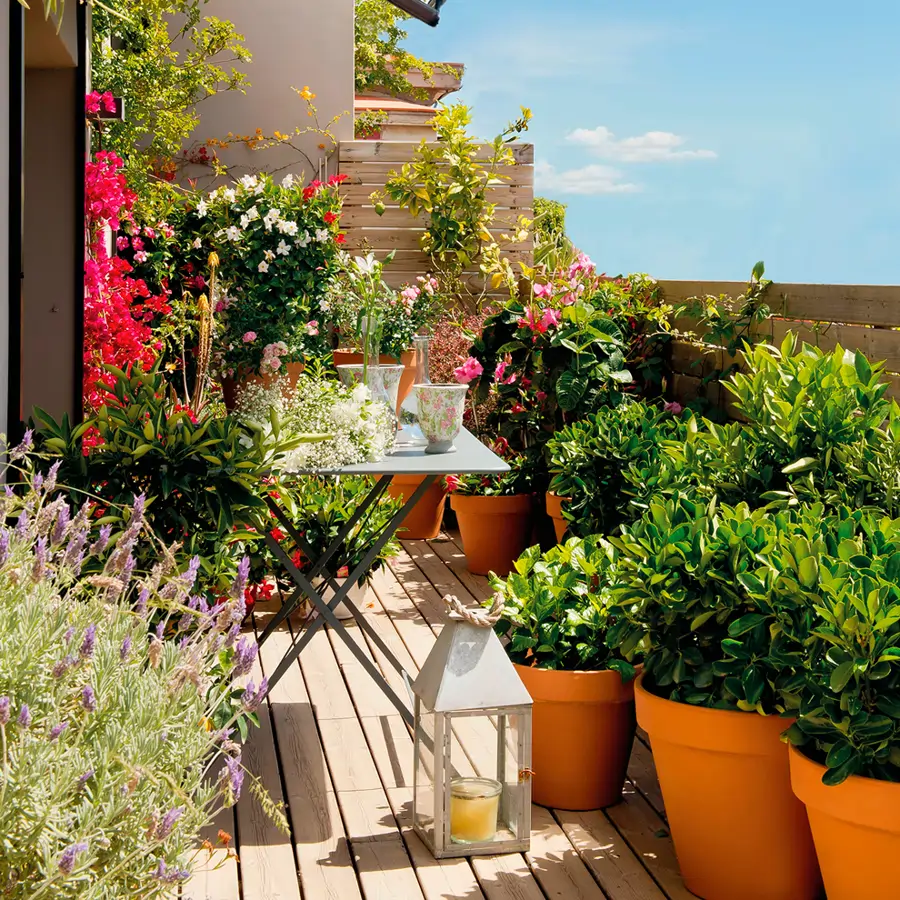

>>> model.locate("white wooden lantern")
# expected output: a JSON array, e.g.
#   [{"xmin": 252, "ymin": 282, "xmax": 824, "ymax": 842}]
[{"xmin": 412, "ymin": 597, "xmax": 533, "ymax": 858}]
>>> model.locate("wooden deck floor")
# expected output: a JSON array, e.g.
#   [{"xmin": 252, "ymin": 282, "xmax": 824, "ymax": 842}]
[{"xmin": 185, "ymin": 533, "xmax": 689, "ymax": 900}]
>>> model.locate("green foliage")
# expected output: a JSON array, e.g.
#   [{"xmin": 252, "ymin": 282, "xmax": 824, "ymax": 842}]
[
  {"xmin": 451, "ymin": 444, "xmax": 543, "ymax": 497},
  {"xmin": 354, "ymin": 0, "xmax": 446, "ymax": 99},
  {"xmin": 91, "ymin": 0, "xmax": 251, "ymax": 215},
  {"xmin": 674, "ymin": 262, "xmax": 772, "ymax": 394},
  {"xmin": 547, "ymin": 401, "xmax": 688, "ymax": 537},
  {"xmin": 33, "ymin": 365, "xmax": 307, "ymax": 593},
  {"xmin": 532, "ymin": 197, "xmax": 573, "ymax": 270},
  {"xmin": 608, "ymin": 496, "xmax": 816, "ymax": 714},
  {"xmin": 491, "ymin": 537, "xmax": 635, "ymax": 676},
  {"xmin": 373, "ymin": 103, "xmax": 532, "ymax": 297}
]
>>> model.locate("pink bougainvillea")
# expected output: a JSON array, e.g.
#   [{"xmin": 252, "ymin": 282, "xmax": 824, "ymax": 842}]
[{"xmin": 83, "ymin": 150, "xmax": 167, "ymax": 410}]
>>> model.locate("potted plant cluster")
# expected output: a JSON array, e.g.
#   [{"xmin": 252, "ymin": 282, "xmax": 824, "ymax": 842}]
[{"xmin": 491, "ymin": 537, "xmax": 637, "ymax": 810}]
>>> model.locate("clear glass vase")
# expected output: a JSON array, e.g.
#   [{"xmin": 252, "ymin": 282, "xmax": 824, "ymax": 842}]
[{"xmin": 397, "ymin": 334, "xmax": 432, "ymax": 446}]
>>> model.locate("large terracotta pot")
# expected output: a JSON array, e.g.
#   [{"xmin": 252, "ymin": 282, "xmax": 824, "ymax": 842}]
[
  {"xmin": 388, "ymin": 475, "xmax": 448, "ymax": 541},
  {"xmin": 516, "ymin": 664, "xmax": 635, "ymax": 810},
  {"xmin": 222, "ymin": 361, "xmax": 305, "ymax": 412},
  {"xmin": 545, "ymin": 492, "xmax": 570, "ymax": 543},
  {"xmin": 450, "ymin": 494, "xmax": 532, "ymax": 577},
  {"xmin": 332, "ymin": 349, "xmax": 417, "ymax": 413},
  {"xmin": 636, "ymin": 674, "xmax": 822, "ymax": 900},
  {"xmin": 790, "ymin": 744, "xmax": 898, "ymax": 899}
]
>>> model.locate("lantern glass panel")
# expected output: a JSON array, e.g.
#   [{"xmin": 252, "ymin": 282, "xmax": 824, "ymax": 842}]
[
  {"xmin": 414, "ymin": 702, "xmax": 437, "ymax": 846},
  {"xmin": 497, "ymin": 711, "xmax": 526, "ymax": 839}
]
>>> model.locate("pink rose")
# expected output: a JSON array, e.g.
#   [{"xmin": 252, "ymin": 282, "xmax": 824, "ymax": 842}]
[{"xmin": 242, "ymin": 331, "xmax": 257, "ymax": 343}]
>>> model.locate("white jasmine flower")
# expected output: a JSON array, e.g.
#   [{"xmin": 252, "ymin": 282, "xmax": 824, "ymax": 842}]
[
  {"xmin": 263, "ymin": 208, "xmax": 282, "ymax": 231},
  {"xmin": 240, "ymin": 174, "xmax": 259, "ymax": 192},
  {"xmin": 296, "ymin": 231, "xmax": 312, "ymax": 248},
  {"xmin": 281, "ymin": 173, "xmax": 295, "ymax": 188},
  {"xmin": 276, "ymin": 240, "xmax": 291, "ymax": 256},
  {"xmin": 354, "ymin": 253, "xmax": 379, "ymax": 276},
  {"xmin": 276, "ymin": 219, "xmax": 299, "ymax": 236},
  {"xmin": 192, "ymin": 238, "xmax": 202, "ymax": 249},
  {"xmin": 224, "ymin": 225, "xmax": 242, "ymax": 242},
  {"xmin": 264, "ymin": 249, "xmax": 275, "ymax": 262},
  {"xmin": 315, "ymin": 228, "xmax": 330, "ymax": 243},
  {"xmin": 196, "ymin": 199, "xmax": 208, "ymax": 218},
  {"xmin": 222, "ymin": 188, "xmax": 236, "ymax": 203},
  {"xmin": 239, "ymin": 214, "xmax": 251, "ymax": 229},
  {"xmin": 245, "ymin": 205, "xmax": 260, "ymax": 222},
  {"xmin": 258, "ymin": 261, "xmax": 269, "ymax": 273}
]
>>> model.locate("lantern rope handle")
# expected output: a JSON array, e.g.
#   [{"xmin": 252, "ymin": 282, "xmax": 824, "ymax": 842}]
[{"xmin": 443, "ymin": 593, "xmax": 503, "ymax": 628}]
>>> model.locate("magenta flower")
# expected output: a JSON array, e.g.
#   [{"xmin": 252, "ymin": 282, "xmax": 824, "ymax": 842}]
[
  {"xmin": 453, "ymin": 357, "xmax": 483, "ymax": 384},
  {"xmin": 664, "ymin": 401, "xmax": 684, "ymax": 415},
  {"xmin": 0, "ymin": 697, "xmax": 9, "ymax": 725},
  {"xmin": 541, "ymin": 308, "xmax": 562, "ymax": 330},
  {"xmin": 534, "ymin": 282, "xmax": 554, "ymax": 299},
  {"xmin": 242, "ymin": 331, "xmax": 257, "ymax": 343}
]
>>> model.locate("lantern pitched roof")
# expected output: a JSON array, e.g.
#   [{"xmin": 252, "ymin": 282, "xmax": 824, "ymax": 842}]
[
  {"xmin": 385, "ymin": 0, "xmax": 443, "ymax": 27},
  {"xmin": 413, "ymin": 620, "xmax": 533, "ymax": 712}
]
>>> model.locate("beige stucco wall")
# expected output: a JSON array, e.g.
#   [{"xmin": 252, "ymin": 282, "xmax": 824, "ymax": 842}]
[
  {"xmin": 0, "ymin": 11, "xmax": 10, "ymax": 439},
  {"xmin": 23, "ymin": 67, "xmax": 78, "ymax": 421},
  {"xmin": 183, "ymin": 0, "xmax": 355, "ymax": 187}
]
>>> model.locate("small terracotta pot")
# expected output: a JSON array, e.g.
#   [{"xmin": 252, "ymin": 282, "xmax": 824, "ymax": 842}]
[
  {"xmin": 388, "ymin": 474, "xmax": 448, "ymax": 541},
  {"xmin": 516, "ymin": 664, "xmax": 635, "ymax": 810},
  {"xmin": 636, "ymin": 674, "xmax": 822, "ymax": 900},
  {"xmin": 222, "ymin": 361, "xmax": 305, "ymax": 412},
  {"xmin": 545, "ymin": 492, "xmax": 570, "ymax": 543},
  {"xmin": 790, "ymin": 744, "xmax": 898, "ymax": 899},
  {"xmin": 450, "ymin": 493, "xmax": 532, "ymax": 576},
  {"xmin": 332, "ymin": 349, "xmax": 417, "ymax": 412}
]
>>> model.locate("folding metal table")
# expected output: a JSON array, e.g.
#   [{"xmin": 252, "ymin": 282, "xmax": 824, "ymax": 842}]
[{"xmin": 257, "ymin": 427, "xmax": 509, "ymax": 726}]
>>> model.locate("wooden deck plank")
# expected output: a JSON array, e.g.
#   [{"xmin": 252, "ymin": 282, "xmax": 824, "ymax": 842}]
[
  {"xmin": 256, "ymin": 621, "xmax": 364, "ymax": 900},
  {"xmin": 235, "ymin": 648, "xmax": 302, "ymax": 900},
  {"xmin": 183, "ymin": 809, "xmax": 240, "ymax": 900},
  {"xmin": 472, "ymin": 854, "xmax": 547, "ymax": 900},
  {"xmin": 626, "ymin": 741, "xmax": 666, "ymax": 821},
  {"xmin": 557, "ymin": 809, "xmax": 664, "ymax": 900},
  {"xmin": 354, "ymin": 836, "xmax": 427, "ymax": 900},
  {"xmin": 424, "ymin": 534, "xmax": 495, "ymax": 603}
]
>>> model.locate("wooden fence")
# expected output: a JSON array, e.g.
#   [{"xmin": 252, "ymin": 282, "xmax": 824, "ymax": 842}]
[
  {"xmin": 337, "ymin": 140, "xmax": 534, "ymax": 295},
  {"xmin": 660, "ymin": 280, "xmax": 900, "ymax": 415}
]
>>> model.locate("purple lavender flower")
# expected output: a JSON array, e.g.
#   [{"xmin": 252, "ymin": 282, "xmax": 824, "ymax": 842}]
[
  {"xmin": 156, "ymin": 806, "xmax": 184, "ymax": 840},
  {"xmin": 241, "ymin": 678, "xmax": 269, "ymax": 713},
  {"xmin": 52, "ymin": 655, "xmax": 77, "ymax": 679},
  {"xmin": 121, "ymin": 554, "xmax": 136, "ymax": 586},
  {"xmin": 233, "ymin": 636, "xmax": 258, "ymax": 677},
  {"xmin": 64, "ymin": 528, "xmax": 87, "ymax": 569},
  {"xmin": 4, "ymin": 485, "xmax": 13, "ymax": 499},
  {"xmin": 78, "ymin": 769, "xmax": 94, "ymax": 787},
  {"xmin": 14, "ymin": 508, "xmax": 29, "ymax": 539},
  {"xmin": 155, "ymin": 621, "xmax": 165, "ymax": 640},
  {"xmin": 31, "ymin": 537, "xmax": 48, "ymax": 582},
  {"xmin": 51, "ymin": 503, "xmax": 70, "ymax": 547},
  {"xmin": 81, "ymin": 685, "xmax": 97, "ymax": 713},
  {"xmin": 45, "ymin": 460, "xmax": 61, "ymax": 493},
  {"xmin": 0, "ymin": 529, "xmax": 10, "ymax": 566},
  {"xmin": 32, "ymin": 472, "xmax": 43, "ymax": 494},
  {"xmin": 224, "ymin": 622, "xmax": 240, "ymax": 649},
  {"xmin": 135, "ymin": 586, "xmax": 149, "ymax": 616},
  {"xmin": 90, "ymin": 524, "xmax": 112, "ymax": 557},
  {"xmin": 152, "ymin": 860, "xmax": 190, "ymax": 884},
  {"xmin": 57, "ymin": 841, "xmax": 88, "ymax": 874},
  {"xmin": 221, "ymin": 754, "xmax": 244, "ymax": 801},
  {"xmin": 50, "ymin": 721, "xmax": 69, "ymax": 741},
  {"xmin": 177, "ymin": 636, "xmax": 189, "ymax": 650},
  {"xmin": 120, "ymin": 635, "xmax": 132, "ymax": 660},
  {"xmin": 0, "ymin": 697, "xmax": 9, "ymax": 725},
  {"xmin": 17, "ymin": 704, "xmax": 30, "ymax": 727},
  {"xmin": 79, "ymin": 625, "xmax": 97, "ymax": 660},
  {"xmin": 230, "ymin": 556, "xmax": 251, "ymax": 601},
  {"xmin": 63, "ymin": 626, "xmax": 75, "ymax": 644}
]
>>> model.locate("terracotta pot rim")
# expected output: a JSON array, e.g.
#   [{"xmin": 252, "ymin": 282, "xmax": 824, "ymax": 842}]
[
  {"xmin": 516, "ymin": 662, "xmax": 636, "ymax": 703},
  {"xmin": 451, "ymin": 493, "xmax": 533, "ymax": 514},
  {"xmin": 789, "ymin": 743, "xmax": 900, "ymax": 832},
  {"xmin": 635, "ymin": 672, "xmax": 793, "ymax": 754}
]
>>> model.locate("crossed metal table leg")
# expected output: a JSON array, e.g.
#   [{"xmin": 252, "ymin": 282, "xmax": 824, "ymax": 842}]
[{"xmin": 258, "ymin": 473, "xmax": 439, "ymax": 727}]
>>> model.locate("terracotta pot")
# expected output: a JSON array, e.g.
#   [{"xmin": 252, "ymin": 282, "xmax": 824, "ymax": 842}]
[
  {"xmin": 450, "ymin": 494, "xmax": 532, "ymax": 576},
  {"xmin": 545, "ymin": 492, "xmax": 570, "ymax": 543},
  {"xmin": 516, "ymin": 663, "xmax": 635, "ymax": 810},
  {"xmin": 222, "ymin": 361, "xmax": 305, "ymax": 412},
  {"xmin": 790, "ymin": 744, "xmax": 899, "ymax": 899},
  {"xmin": 388, "ymin": 475, "xmax": 448, "ymax": 541},
  {"xmin": 636, "ymin": 674, "xmax": 822, "ymax": 900},
  {"xmin": 332, "ymin": 349, "xmax": 417, "ymax": 413}
]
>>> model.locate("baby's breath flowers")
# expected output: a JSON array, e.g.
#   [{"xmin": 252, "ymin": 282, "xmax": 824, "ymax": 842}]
[
  {"xmin": 0, "ymin": 444, "xmax": 273, "ymax": 897},
  {"xmin": 236, "ymin": 374, "xmax": 394, "ymax": 472}
]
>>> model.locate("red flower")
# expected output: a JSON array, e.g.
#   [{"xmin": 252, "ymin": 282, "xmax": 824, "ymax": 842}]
[
  {"xmin": 270, "ymin": 527, "xmax": 285, "ymax": 542},
  {"xmin": 323, "ymin": 211, "xmax": 338, "ymax": 225},
  {"xmin": 335, "ymin": 233, "xmax": 346, "ymax": 245}
]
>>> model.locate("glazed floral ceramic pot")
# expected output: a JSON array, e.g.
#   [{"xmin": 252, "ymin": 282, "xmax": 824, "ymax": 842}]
[{"xmin": 414, "ymin": 384, "xmax": 468, "ymax": 454}]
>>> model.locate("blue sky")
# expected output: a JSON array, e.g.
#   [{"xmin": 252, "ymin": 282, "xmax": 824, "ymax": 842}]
[{"xmin": 405, "ymin": 1, "xmax": 900, "ymax": 283}]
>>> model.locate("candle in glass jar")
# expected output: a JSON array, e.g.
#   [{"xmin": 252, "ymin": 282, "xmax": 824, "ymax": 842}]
[{"xmin": 450, "ymin": 778, "xmax": 502, "ymax": 843}]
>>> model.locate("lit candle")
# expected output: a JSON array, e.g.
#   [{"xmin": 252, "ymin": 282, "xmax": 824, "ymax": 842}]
[{"xmin": 450, "ymin": 778, "xmax": 502, "ymax": 844}]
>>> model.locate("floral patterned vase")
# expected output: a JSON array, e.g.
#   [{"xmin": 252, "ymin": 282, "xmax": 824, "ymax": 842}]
[{"xmin": 414, "ymin": 384, "xmax": 469, "ymax": 454}]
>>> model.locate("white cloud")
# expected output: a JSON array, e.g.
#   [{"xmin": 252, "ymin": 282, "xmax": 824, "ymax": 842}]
[
  {"xmin": 535, "ymin": 161, "xmax": 641, "ymax": 196},
  {"xmin": 568, "ymin": 126, "xmax": 717, "ymax": 163}
]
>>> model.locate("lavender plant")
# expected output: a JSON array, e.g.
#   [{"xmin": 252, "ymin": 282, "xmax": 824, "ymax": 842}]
[{"xmin": 0, "ymin": 437, "xmax": 279, "ymax": 897}]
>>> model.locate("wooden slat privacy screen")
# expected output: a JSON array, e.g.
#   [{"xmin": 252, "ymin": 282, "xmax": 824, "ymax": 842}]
[
  {"xmin": 660, "ymin": 280, "xmax": 900, "ymax": 414},
  {"xmin": 337, "ymin": 140, "xmax": 534, "ymax": 295}
]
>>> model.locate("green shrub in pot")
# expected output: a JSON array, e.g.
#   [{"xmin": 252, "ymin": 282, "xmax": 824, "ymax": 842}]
[
  {"xmin": 490, "ymin": 536, "xmax": 637, "ymax": 810},
  {"xmin": 490, "ymin": 536, "xmax": 634, "ymax": 677}
]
